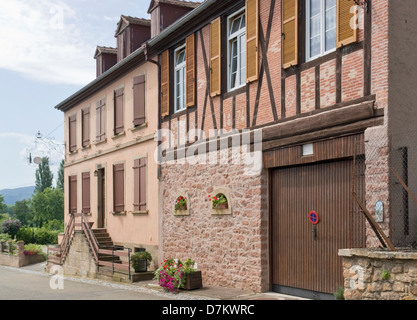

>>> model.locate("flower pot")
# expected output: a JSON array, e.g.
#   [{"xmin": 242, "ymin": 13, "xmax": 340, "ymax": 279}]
[
  {"xmin": 214, "ymin": 203, "xmax": 228, "ymax": 210},
  {"xmin": 184, "ymin": 271, "xmax": 202, "ymax": 290},
  {"xmin": 133, "ymin": 259, "xmax": 148, "ymax": 273},
  {"xmin": 176, "ymin": 205, "xmax": 187, "ymax": 211}
]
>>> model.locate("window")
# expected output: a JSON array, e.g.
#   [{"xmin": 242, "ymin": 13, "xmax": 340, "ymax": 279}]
[
  {"xmin": 113, "ymin": 163, "xmax": 125, "ymax": 213},
  {"xmin": 69, "ymin": 175, "xmax": 77, "ymax": 214},
  {"xmin": 68, "ymin": 114, "xmax": 77, "ymax": 153},
  {"xmin": 114, "ymin": 88, "xmax": 124, "ymax": 135},
  {"xmin": 133, "ymin": 75, "xmax": 146, "ymax": 127},
  {"xmin": 174, "ymin": 46, "xmax": 186, "ymax": 112},
  {"xmin": 96, "ymin": 98, "xmax": 106, "ymax": 142},
  {"xmin": 81, "ymin": 108, "xmax": 90, "ymax": 148},
  {"xmin": 306, "ymin": 0, "xmax": 337, "ymax": 61},
  {"xmin": 82, "ymin": 172, "xmax": 90, "ymax": 213},
  {"xmin": 228, "ymin": 10, "xmax": 246, "ymax": 90},
  {"xmin": 133, "ymin": 158, "xmax": 147, "ymax": 212}
]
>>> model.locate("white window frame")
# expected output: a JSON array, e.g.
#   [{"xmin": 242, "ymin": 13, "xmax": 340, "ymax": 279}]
[
  {"xmin": 227, "ymin": 8, "xmax": 246, "ymax": 92},
  {"xmin": 306, "ymin": 0, "xmax": 337, "ymax": 62},
  {"xmin": 174, "ymin": 45, "xmax": 186, "ymax": 113}
]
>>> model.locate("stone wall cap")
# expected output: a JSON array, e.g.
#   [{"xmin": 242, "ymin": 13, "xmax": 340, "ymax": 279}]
[{"xmin": 339, "ymin": 248, "xmax": 417, "ymax": 260}]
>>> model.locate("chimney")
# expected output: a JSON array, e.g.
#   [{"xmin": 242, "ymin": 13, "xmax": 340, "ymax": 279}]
[
  {"xmin": 148, "ymin": 0, "xmax": 201, "ymax": 38},
  {"xmin": 115, "ymin": 16, "xmax": 151, "ymax": 62},
  {"xmin": 94, "ymin": 46, "xmax": 117, "ymax": 77}
]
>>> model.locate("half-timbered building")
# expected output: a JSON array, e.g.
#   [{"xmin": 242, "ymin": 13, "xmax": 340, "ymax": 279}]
[{"xmin": 151, "ymin": 0, "xmax": 417, "ymax": 299}]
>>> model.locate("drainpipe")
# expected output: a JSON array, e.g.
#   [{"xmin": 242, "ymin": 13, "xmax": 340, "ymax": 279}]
[{"xmin": 143, "ymin": 42, "xmax": 162, "ymax": 180}]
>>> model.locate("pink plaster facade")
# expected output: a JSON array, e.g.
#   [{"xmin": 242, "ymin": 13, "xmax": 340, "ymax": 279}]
[{"xmin": 62, "ymin": 61, "xmax": 160, "ymax": 260}]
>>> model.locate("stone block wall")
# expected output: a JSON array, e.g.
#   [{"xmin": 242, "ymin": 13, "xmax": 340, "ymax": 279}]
[
  {"xmin": 160, "ymin": 146, "xmax": 269, "ymax": 292},
  {"xmin": 60, "ymin": 231, "xmax": 97, "ymax": 278},
  {"xmin": 340, "ymin": 249, "xmax": 417, "ymax": 300}
]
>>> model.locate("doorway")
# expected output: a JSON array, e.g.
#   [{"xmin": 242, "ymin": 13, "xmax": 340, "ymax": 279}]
[{"xmin": 97, "ymin": 168, "xmax": 106, "ymax": 229}]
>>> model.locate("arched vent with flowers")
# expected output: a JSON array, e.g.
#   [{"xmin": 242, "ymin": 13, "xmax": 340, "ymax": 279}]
[
  {"xmin": 209, "ymin": 188, "xmax": 232, "ymax": 215},
  {"xmin": 173, "ymin": 191, "xmax": 189, "ymax": 216}
]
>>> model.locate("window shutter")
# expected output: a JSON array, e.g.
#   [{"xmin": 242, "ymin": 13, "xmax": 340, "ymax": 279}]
[
  {"xmin": 246, "ymin": 0, "xmax": 259, "ymax": 83},
  {"xmin": 69, "ymin": 175, "xmax": 77, "ymax": 214},
  {"xmin": 114, "ymin": 88, "xmax": 124, "ymax": 135},
  {"xmin": 82, "ymin": 108, "xmax": 90, "ymax": 148},
  {"xmin": 210, "ymin": 17, "xmax": 221, "ymax": 97},
  {"xmin": 337, "ymin": 0, "xmax": 358, "ymax": 48},
  {"xmin": 113, "ymin": 163, "xmax": 125, "ymax": 213},
  {"xmin": 161, "ymin": 50, "xmax": 170, "ymax": 117},
  {"xmin": 282, "ymin": 0, "xmax": 298, "ymax": 69},
  {"xmin": 96, "ymin": 99, "xmax": 106, "ymax": 142},
  {"xmin": 133, "ymin": 75, "xmax": 146, "ymax": 126},
  {"xmin": 82, "ymin": 172, "xmax": 90, "ymax": 213},
  {"xmin": 69, "ymin": 115, "xmax": 77, "ymax": 153},
  {"xmin": 133, "ymin": 158, "xmax": 147, "ymax": 212},
  {"xmin": 186, "ymin": 33, "xmax": 196, "ymax": 107}
]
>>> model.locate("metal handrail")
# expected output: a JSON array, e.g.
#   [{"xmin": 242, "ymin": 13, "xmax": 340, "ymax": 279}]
[{"xmin": 48, "ymin": 212, "xmax": 131, "ymax": 280}]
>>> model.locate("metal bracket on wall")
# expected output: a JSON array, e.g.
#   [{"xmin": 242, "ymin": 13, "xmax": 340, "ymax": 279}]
[{"xmin": 352, "ymin": 192, "xmax": 396, "ymax": 251}]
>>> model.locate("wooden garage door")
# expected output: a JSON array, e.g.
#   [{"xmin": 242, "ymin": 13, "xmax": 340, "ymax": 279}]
[{"xmin": 271, "ymin": 159, "xmax": 363, "ymax": 297}]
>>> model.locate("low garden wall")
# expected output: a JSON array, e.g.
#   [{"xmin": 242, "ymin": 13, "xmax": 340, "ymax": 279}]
[
  {"xmin": 0, "ymin": 241, "xmax": 45, "ymax": 268},
  {"xmin": 339, "ymin": 248, "xmax": 417, "ymax": 300}
]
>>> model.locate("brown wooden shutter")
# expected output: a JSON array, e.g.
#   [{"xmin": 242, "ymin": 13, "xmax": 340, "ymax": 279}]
[
  {"xmin": 96, "ymin": 98, "xmax": 106, "ymax": 142},
  {"xmin": 133, "ymin": 75, "xmax": 146, "ymax": 126},
  {"xmin": 69, "ymin": 115, "xmax": 77, "ymax": 153},
  {"xmin": 82, "ymin": 108, "xmax": 90, "ymax": 148},
  {"xmin": 113, "ymin": 163, "xmax": 125, "ymax": 213},
  {"xmin": 186, "ymin": 33, "xmax": 196, "ymax": 107},
  {"xmin": 82, "ymin": 172, "xmax": 90, "ymax": 213},
  {"xmin": 282, "ymin": 0, "xmax": 298, "ymax": 69},
  {"xmin": 69, "ymin": 175, "xmax": 77, "ymax": 214},
  {"xmin": 337, "ymin": 0, "xmax": 358, "ymax": 48},
  {"xmin": 133, "ymin": 158, "xmax": 147, "ymax": 212},
  {"xmin": 210, "ymin": 17, "xmax": 221, "ymax": 97},
  {"xmin": 114, "ymin": 88, "xmax": 124, "ymax": 135},
  {"xmin": 246, "ymin": 0, "xmax": 259, "ymax": 83},
  {"xmin": 161, "ymin": 50, "xmax": 170, "ymax": 117}
]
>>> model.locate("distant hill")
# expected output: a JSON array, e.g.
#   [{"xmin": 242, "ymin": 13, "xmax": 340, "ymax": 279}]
[{"xmin": 0, "ymin": 186, "xmax": 35, "ymax": 205}]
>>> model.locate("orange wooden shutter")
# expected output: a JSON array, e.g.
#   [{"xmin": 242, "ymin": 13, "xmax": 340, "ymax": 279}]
[
  {"xmin": 210, "ymin": 17, "xmax": 221, "ymax": 97},
  {"xmin": 161, "ymin": 50, "xmax": 170, "ymax": 117},
  {"xmin": 186, "ymin": 33, "xmax": 196, "ymax": 107},
  {"xmin": 282, "ymin": 0, "xmax": 298, "ymax": 69},
  {"xmin": 246, "ymin": 0, "xmax": 259, "ymax": 83},
  {"xmin": 337, "ymin": 0, "xmax": 358, "ymax": 48}
]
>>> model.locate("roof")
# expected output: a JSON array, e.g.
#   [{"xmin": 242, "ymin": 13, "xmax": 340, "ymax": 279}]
[
  {"xmin": 94, "ymin": 46, "xmax": 117, "ymax": 59},
  {"xmin": 115, "ymin": 15, "xmax": 151, "ymax": 36},
  {"xmin": 147, "ymin": 0, "xmax": 202, "ymax": 14},
  {"xmin": 55, "ymin": 0, "xmax": 225, "ymax": 112}
]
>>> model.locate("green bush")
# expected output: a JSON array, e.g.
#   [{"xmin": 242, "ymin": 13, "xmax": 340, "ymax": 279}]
[
  {"xmin": 16, "ymin": 227, "xmax": 58, "ymax": 245},
  {"xmin": 16, "ymin": 227, "xmax": 35, "ymax": 244}
]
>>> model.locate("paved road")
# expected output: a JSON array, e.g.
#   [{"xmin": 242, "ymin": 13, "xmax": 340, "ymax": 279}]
[{"xmin": 0, "ymin": 264, "xmax": 173, "ymax": 300}]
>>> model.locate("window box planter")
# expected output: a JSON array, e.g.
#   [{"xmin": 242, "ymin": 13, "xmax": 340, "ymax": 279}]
[{"xmin": 184, "ymin": 271, "xmax": 203, "ymax": 290}]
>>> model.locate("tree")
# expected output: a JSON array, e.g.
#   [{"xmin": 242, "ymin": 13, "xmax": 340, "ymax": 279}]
[
  {"xmin": 31, "ymin": 188, "xmax": 64, "ymax": 227},
  {"xmin": 13, "ymin": 199, "xmax": 33, "ymax": 226},
  {"xmin": 56, "ymin": 159, "xmax": 65, "ymax": 193},
  {"xmin": 0, "ymin": 195, "xmax": 7, "ymax": 214},
  {"xmin": 35, "ymin": 157, "xmax": 54, "ymax": 194}
]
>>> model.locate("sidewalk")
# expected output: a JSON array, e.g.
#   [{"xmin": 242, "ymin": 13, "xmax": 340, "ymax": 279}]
[{"xmin": 21, "ymin": 262, "xmax": 307, "ymax": 300}]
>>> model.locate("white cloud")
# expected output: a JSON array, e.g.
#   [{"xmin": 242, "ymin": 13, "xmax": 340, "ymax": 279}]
[{"xmin": 0, "ymin": 0, "xmax": 96, "ymax": 86}]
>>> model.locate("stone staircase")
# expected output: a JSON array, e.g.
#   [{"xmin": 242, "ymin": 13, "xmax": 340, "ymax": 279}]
[{"xmin": 93, "ymin": 229, "xmax": 123, "ymax": 264}]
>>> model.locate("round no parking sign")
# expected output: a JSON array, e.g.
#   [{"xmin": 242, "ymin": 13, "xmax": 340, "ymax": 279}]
[{"xmin": 309, "ymin": 211, "xmax": 319, "ymax": 225}]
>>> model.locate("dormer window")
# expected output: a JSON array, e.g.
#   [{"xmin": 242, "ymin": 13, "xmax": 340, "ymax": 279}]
[{"xmin": 174, "ymin": 45, "xmax": 186, "ymax": 113}]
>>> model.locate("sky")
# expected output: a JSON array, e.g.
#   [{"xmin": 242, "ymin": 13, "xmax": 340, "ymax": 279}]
[{"xmin": 0, "ymin": 0, "xmax": 153, "ymax": 190}]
